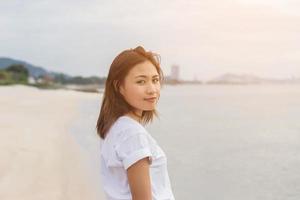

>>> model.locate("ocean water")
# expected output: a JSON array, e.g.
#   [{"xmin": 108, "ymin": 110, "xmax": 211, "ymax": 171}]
[{"xmin": 70, "ymin": 84, "xmax": 300, "ymax": 200}]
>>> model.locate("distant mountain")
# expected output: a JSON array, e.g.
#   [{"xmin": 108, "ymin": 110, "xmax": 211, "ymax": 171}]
[
  {"xmin": 207, "ymin": 73, "xmax": 265, "ymax": 84},
  {"xmin": 206, "ymin": 73, "xmax": 300, "ymax": 84},
  {"xmin": 0, "ymin": 57, "xmax": 106, "ymax": 85},
  {"xmin": 0, "ymin": 57, "xmax": 71, "ymax": 79}
]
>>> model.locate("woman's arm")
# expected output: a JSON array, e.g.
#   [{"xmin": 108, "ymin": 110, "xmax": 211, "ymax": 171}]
[{"xmin": 127, "ymin": 157, "xmax": 152, "ymax": 200}]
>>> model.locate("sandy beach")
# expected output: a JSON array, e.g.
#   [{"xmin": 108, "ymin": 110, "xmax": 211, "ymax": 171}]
[{"xmin": 0, "ymin": 85, "xmax": 103, "ymax": 200}]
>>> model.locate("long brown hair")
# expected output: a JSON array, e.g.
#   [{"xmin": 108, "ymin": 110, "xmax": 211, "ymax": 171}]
[{"xmin": 96, "ymin": 46, "xmax": 164, "ymax": 139}]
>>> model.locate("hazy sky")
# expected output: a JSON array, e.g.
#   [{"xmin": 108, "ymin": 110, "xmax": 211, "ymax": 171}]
[{"xmin": 1, "ymin": 0, "xmax": 299, "ymax": 80}]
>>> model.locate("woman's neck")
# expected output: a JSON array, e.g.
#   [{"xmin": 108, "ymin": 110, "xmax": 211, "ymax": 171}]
[{"xmin": 125, "ymin": 111, "xmax": 142, "ymax": 123}]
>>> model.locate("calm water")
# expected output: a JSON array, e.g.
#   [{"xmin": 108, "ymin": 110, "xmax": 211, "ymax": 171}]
[{"xmin": 71, "ymin": 84, "xmax": 300, "ymax": 200}]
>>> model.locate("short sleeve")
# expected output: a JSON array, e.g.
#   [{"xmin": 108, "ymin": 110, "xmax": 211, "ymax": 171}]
[{"xmin": 115, "ymin": 132, "xmax": 153, "ymax": 170}]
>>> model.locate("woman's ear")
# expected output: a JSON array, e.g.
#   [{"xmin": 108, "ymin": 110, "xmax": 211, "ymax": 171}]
[
  {"xmin": 114, "ymin": 80, "xmax": 124, "ymax": 95},
  {"xmin": 113, "ymin": 80, "xmax": 119, "ymax": 92}
]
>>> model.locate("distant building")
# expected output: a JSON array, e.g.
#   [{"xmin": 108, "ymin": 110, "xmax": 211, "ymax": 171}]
[
  {"xmin": 37, "ymin": 74, "xmax": 54, "ymax": 84},
  {"xmin": 170, "ymin": 65, "xmax": 180, "ymax": 81},
  {"xmin": 28, "ymin": 76, "xmax": 36, "ymax": 84}
]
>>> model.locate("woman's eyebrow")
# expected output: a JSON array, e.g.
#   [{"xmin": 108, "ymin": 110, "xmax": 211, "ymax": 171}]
[{"xmin": 134, "ymin": 75, "xmax": 159, "ymax": 78}]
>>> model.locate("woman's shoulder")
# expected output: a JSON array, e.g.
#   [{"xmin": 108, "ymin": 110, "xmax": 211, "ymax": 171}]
[{"xmin": 107, "ymin": 115, "xmax": 148, "ymax": 142}]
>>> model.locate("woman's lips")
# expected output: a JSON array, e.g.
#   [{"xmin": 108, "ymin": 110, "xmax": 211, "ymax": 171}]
[{"xmin": 144, "ymin": 97, "xmax": 156, "ymax": 102}]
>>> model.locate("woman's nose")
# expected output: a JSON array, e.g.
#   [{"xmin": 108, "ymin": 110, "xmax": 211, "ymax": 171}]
[{"xmin": 146, "ymin": 82, "xmax": 157, "ymax": 94}]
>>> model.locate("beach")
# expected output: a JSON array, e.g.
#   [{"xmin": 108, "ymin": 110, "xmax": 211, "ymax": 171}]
[
  {"xmin": 0, "ymin": 85, "xmax": 103, "ymax": 200},
  {"xmin": 2, "ymin": 84, "xmax": 299, "ymax": 199}
]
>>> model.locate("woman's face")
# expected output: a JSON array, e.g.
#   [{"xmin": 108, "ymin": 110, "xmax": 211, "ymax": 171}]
[{"xmin": 119, "ymin": 60, "xmax": 161, "ymax": 115}]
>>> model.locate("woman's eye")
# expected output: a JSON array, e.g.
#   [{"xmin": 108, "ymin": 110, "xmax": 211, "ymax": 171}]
[
  {"xmin": 153, "ymin": 78, "xmax": 159, "ymax": 83},
  {"xmin": 137, "ymin": 79, "xmax": 159, "ymax": 84}
]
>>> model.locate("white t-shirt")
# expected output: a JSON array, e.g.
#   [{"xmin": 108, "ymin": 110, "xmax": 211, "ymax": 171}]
[{"xmin": 100, "ymin": 115, "xmax": 175, "ymax": 200}]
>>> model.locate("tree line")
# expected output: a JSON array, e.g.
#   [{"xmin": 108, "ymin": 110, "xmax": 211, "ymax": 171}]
[
  {"xmin": 0, "ymin": 64, "xmax": 106, "ymax": 86},
  {"xmin": 0, "ymin": 64, "xmax": 29, "ymax": 85}
]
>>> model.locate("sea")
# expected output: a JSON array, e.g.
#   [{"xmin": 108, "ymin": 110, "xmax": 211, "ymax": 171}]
[{"xmin": 70, "ymin": 84, "xmax": 300, "ymax": 200}]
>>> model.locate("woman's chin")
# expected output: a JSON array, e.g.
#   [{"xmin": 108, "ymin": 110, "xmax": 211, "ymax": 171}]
[{"xmin": 143, "ymin": 107, "xmax": 155, "ymax": 111}]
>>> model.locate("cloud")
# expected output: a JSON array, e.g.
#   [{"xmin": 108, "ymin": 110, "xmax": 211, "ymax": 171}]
[{"xmin": 0, "ymin": 0, "xmax": 299, "ymax": 80}]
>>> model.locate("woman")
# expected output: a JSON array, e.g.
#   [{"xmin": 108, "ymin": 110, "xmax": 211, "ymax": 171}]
[{"xmin": 96, "ymin": 46, "xmax": 175, "ymax": 200}]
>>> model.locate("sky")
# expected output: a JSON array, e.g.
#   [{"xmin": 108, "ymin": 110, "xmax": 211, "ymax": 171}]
[{"xmin": 0, "ymin": 0, "xmax": 299, "ymax": 81}]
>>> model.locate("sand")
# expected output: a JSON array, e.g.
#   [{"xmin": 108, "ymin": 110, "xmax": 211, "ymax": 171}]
[{"xmin": 0, "ymin": 85, "xmax": 103, "ymax": 200}]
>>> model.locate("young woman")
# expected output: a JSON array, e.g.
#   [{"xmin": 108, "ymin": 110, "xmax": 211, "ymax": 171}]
[{"xmin": 96, "ymin": 46, "xmax": 175, "ymax": 200}]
